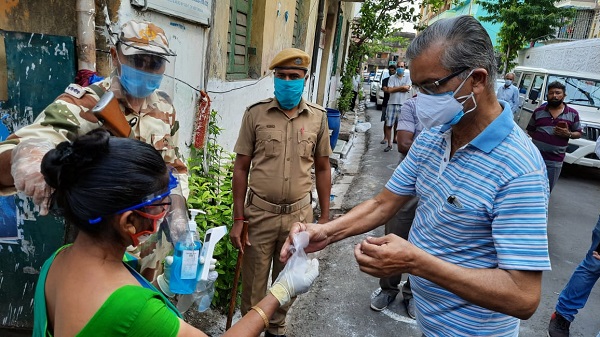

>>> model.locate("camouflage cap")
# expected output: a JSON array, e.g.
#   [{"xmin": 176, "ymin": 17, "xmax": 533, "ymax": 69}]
[
  {"xmin": 269, "ymin": 48, "xmax": 310, "ymax": 71},
  {"xmin": 118, "ymin": 20, "xmax": 176, "ymax": 58}
]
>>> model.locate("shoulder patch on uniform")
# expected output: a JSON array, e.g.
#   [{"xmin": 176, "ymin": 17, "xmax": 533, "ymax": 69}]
[
  {"xmin": 64, "ymin": 83, "xmax": 86, "ymax": 98},
  {"xmin": 305, "ymin": 101, "xmax": 326, "ymax": 113},
  {"xmin": 247, "ymin": 98, "xmax": 274, "ymax": 110}
]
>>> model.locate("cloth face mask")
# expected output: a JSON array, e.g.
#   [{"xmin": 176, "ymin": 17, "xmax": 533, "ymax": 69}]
[
  {"xmin": 274, "ymin": 78, "xmax": 305, "ymax": 110},
  {"xmin": 119, "ymin": 62, "xmax": 164, "ymax": 98}
]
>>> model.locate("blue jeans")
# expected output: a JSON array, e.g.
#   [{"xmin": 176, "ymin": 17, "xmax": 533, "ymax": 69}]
[{"xmin": 555, "ymin": 215, "xmax": 600, "ymax": 322}]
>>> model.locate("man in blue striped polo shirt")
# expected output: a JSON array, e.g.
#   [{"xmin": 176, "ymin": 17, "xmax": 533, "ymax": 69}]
[
  {"xmin": 280, "ymin": 15, "xmax": 551, "ymax": 337},
  {"xmin": 527, "ymin": 81, "xmax": 582, "ymax": 192}
]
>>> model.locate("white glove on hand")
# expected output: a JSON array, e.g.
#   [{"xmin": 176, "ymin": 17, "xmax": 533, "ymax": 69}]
[
  {"xmin": 157, "ymin": 256, "xmax": 175, "ymax": 298},
  {"xmin": 200, "ymin": 256, "xmax": 217, "ymax": 271},
  {"xmin": 11, "ymin": 139, "xmax": 54, "ymax": 215},
  {"xmin": 269, "ymin": 232, "xmax": 319, "ymax": 306}
]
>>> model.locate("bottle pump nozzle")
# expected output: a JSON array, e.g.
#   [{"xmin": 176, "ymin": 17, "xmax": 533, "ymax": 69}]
[{"xmin": 188, "ymin": 209, "xmax": 205, "ymax": 231}]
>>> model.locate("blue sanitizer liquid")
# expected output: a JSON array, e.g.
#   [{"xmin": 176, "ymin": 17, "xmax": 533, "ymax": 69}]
[{"xmin": 169, "ymin": 241, "xmax": 202, "ymax": 294}]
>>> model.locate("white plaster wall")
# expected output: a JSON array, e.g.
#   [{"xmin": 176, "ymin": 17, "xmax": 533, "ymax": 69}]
[
  {"xmin": 519, "ymin": 39, "xmax": 600, "ymax": 74},
  {"xmin": 116, "ymin": 2, "xmax": 209, "ymax": 160},
  {"xmin": 207, "ymin": 77, "xmax": 275, "ymax": 152}
]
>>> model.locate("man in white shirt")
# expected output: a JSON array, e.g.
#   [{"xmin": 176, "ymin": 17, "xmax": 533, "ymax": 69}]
[{"xmin": 382, "ymin": 62, "xmax": 411, "ymax": 152}]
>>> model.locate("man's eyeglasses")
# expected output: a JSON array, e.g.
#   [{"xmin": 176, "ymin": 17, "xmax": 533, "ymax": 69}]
[
  {"xmin": 88, "ymin": 172, "xmax": 178, "ymax": 224},
  {"xmin": 125, "ymin": 54, "xmax": 166, "ymax": 71},
  {"xmin": 413, "ymin": 67, "xmax": 469, "ymax": 95}
]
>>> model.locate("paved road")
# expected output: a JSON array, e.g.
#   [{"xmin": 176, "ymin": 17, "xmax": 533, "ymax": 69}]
[{"xmin": 286, "ymin": 102, "xmax": 600, "ymax": 336}]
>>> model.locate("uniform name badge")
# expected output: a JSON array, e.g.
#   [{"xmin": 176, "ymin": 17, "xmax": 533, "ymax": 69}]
[{"xmin": 64, "ymin": 84, "xmax": 86, "ymax": 98}]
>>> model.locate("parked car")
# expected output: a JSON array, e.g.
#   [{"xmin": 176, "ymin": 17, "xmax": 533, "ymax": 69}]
[
  {"xmin": 369, "ymin": 70, "xmax": 383, "ymax": 102},
  {"xmin": 363, "ymin": 71, "xmax": 370, "ymax": 81},
  {"xmin": 375, "ymin": 69, "xmax": 390, "ymax": 109},
  {"xmin": 368, "ymin": 71, "xmax": 376, "ymax": 83},
  {"xmin": 495, "ymin": 78, "xmax": 505, "ymax": 93},
  {"xmin": 512, "ymin": 66, "xmax": 600, "ymax": 168}
]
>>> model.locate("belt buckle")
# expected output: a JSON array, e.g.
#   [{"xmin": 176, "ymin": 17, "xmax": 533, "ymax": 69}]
[{"xmin": 281, "ymin": 204, "xmax": 292, "ymax": 214}]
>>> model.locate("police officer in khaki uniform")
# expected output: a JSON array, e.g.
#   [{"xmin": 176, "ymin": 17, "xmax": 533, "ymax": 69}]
[
  {"xmin": 0, "ymin": 20, "xmax": 188, "ymax": 281},
  {"xmin": 231, "ymin": 48, "xmax": 332, "ymax": 337}
]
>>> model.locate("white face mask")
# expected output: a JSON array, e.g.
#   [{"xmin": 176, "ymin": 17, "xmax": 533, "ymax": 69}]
[{"xmin": 415, "ymin": 70, "xmax": 477, "ymax": 129}]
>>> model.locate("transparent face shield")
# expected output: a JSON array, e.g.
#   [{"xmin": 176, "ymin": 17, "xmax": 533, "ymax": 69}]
[
  {"xmin": 110, "ymin": 45, "xmax": 176, "ymax": 106},
  {"xmin": 159, "ymin": 167, "xmax": 190, "ymax": 244}
]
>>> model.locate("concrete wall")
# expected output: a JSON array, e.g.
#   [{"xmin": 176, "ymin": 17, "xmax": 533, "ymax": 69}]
[
  {"xmin": 208, "ymin": 0, "xmax": 325, "ymax": 152},
  {"xmin": 0, "ymin": 1, "xmax": 76, "ymax": 36},
  {"xmin": 518, "ymin": 38, "xmax": 600, "ymax": 74}
]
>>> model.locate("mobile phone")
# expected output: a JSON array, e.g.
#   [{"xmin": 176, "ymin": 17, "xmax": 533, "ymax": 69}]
[{"xmin": 557, "ymin": 121, "xmax": 568, "ymax": 128}]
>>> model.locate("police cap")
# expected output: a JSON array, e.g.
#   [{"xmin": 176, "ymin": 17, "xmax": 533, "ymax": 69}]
[{"xmin": 269, "ymin": 48, "xmax": 310, "ymax": 71}]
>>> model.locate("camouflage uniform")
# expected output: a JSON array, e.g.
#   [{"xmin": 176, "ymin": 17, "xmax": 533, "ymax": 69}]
[{"xmin": 0, "ymin": 75, "xmax": 188, "ymax": 271}]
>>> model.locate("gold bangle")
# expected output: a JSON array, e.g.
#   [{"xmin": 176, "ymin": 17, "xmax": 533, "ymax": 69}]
[{"xmin": 251, "ymin": 305, "xmax": 269, "ymax": 330}]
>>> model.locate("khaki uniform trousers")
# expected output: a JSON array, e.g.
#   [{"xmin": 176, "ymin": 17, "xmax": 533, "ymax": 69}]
[{"xmin": 241, "ymin": 202, "xmax": 313, "ymax": 335}]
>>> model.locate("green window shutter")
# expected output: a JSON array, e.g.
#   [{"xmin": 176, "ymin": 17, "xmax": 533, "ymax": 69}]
[
  {"xmin": 228, "ymin": 0, "xmax": 253, "ymax": 78},
  {"xmin": 331, "ymin": 12, "xmax": 343, "ymax": 75}
]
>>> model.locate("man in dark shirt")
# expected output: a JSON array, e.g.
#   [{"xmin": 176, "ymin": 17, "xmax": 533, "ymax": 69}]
[
  {"xmin": 379, "ymin": 64, "xmax": 396, "ymax": 144},
  {"xmin": 526, "ymin": 81, "xmax": 582, "ymax": 192}
]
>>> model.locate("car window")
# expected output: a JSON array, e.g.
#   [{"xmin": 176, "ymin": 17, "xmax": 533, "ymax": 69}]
[
  {"xmin": 529, "ymin": 75, "xmax": 545, "ymax": 103},
  {"xmin": 547, "ymin": 75, "xmax": 600, "ymax": 108},
  {"xmin": 518, "ymin": 73, "xmax": 533, "ymax": 95}
]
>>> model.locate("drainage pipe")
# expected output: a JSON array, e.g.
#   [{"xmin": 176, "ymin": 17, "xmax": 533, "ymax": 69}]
[{"xmin": 76, "ymin": 0, "xmax": 97, "ymax": 71}]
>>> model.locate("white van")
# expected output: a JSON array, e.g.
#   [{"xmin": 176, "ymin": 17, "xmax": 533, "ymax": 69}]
[{"xmin": 512, "ymin": 66, "xmax": 600, "ymax": 168}]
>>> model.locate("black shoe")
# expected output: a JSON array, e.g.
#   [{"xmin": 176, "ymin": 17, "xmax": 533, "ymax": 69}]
[
  {"xmin": 548, "ymin": 311, "xmax": 570, "ymax": 337},
  {"xmin": 384, "ymin": 145, "xmax": 392, "ymax": 152},
  {"xmin": 265, "ymin": 331, "xmax": 286, "ymax": 337}
]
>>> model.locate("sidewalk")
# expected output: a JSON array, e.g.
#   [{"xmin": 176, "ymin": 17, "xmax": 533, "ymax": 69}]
[{"xmin": 329, "ymin": 99, "xmax": 368, "ymax": 216}]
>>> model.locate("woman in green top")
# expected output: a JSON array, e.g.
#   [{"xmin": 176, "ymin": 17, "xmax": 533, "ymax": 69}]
[{"xmin": 34, "ymin": 129, "xmax": 318, "ymax": 337}]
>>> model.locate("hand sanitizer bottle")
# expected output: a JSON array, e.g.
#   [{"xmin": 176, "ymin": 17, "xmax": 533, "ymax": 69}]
[{"xmin": 169, "ymin": 209, "xmax": 203, "ymax": 294}]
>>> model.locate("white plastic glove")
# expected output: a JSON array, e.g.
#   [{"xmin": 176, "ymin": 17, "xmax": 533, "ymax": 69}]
[
  {"xmin": 200, "ymin": 256, "xmax": 217, "ymax": 271},
  {"xmin": 269, "ymin": 232, "xmax": 319, "ymax": 306},
  {"xmin": 157, "ymin": 256, "xmax": 176, "ymax": 298},
  {"xmin": 11, "ymin": 138, "xmax": 54, "ymax": 215}
]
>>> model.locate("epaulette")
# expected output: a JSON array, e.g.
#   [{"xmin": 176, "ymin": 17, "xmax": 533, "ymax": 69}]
[
  {"xmin": 306, "ymin": 101, "xmax": 327, "ymax": 113},
  {"xmin": 247, "ymin": 98, "xmax": 274, "ymax": 110}
]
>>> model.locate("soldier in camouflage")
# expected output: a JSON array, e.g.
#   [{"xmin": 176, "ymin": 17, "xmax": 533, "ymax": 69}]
[{"xmin": 0, "ymin": 20, "xmax": 188, "ymax": 281}]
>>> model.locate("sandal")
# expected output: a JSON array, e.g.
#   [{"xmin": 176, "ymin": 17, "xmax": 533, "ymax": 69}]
[
  {"xmin": 380, "ymin": 140, "xmax": 387, "ymax": 144},
  {"xmin": 384, "ymin": 145, "xmax": 392, "ymax": 152}
]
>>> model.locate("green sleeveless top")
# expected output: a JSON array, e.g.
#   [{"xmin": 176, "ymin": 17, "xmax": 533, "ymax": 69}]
[{"xmin": 33, "ymin": 245, "xmax": 182, "ymax": 337}]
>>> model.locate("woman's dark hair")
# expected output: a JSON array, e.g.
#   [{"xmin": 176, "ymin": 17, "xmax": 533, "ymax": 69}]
[{"xmin": 41, "ymin": 129, "xmax": 168, "ymax": 235}]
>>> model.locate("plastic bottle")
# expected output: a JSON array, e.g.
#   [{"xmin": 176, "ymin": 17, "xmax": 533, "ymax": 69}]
[
  {"xmin": 196, "ymin": 271, "xmax": 219, "ymax": 312},
  {"xmin": 169, "ymin": 209, "xmax": 203, "ymax": 294}
]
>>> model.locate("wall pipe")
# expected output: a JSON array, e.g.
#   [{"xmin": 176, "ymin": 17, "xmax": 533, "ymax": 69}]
[{"xmin": 76, "ymin": 0, "xmax": 97, "ymax": 71}]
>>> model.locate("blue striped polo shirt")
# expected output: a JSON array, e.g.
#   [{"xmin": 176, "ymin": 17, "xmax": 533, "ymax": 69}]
[{"xmin": 385, "ymin": 102, "xmax": 551, "ymax": 336}]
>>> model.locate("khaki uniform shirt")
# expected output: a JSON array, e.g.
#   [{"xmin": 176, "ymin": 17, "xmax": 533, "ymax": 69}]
[
  {"xmin": 234, "ymin": 98, "xmax": 331, "ymax": 204},
  {"xmin": 0, "ymin": 76, "xmax": 188, "ymax": 197}
]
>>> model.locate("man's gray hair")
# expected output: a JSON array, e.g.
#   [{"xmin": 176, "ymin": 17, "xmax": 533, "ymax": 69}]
[{"xmin": 406, "ymin": 15, "xmax": 497, "ymax": 90}]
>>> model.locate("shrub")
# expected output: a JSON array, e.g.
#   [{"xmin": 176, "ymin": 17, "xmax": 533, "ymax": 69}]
[{"xmin": 187, "ymin": 109, "xmax": 239, "ymax": 313}]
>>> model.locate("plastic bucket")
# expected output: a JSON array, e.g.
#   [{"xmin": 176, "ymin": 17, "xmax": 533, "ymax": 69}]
[{"xmin": 326, "ymin": 108, "xmax": 341, "ymax": 150}]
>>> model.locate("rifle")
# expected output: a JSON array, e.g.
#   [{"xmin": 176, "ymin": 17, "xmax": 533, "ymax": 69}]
[{"xmin": 92, "ymin": 91, "xmax": 133, "ymax": 138}]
